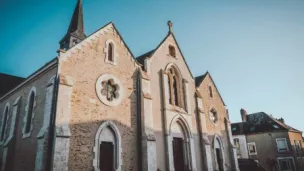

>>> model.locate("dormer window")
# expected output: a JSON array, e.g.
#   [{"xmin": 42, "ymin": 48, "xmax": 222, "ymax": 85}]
[
  {"xmin": 208, "ymin": 85, "xmax": 213, "ymax": 98},
  {"xmin": 169, "ymin": 45, "xmax": 176, "ymax": 57},
  {"xmin": 108, "ymin": 43, "xmax": 114, "ymax": 62}
]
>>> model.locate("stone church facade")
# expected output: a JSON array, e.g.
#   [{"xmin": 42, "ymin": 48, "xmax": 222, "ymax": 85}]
[{"xmin": 0, "ymin": 0, "xmax": 239, "ymax": 171}]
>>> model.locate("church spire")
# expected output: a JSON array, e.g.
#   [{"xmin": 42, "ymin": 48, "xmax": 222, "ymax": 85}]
[{"xmin": 60, "ymin": 0, "xmax": 86, "ymax": 50}]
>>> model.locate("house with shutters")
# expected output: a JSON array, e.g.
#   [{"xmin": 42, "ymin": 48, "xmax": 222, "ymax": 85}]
[
  {"xmin": 231, "ymin": 109, "xmax": 304, "ymax": 171},
  {"xmin": 0, "ymin": 0, "xmax": 239, "ymax": 171}
]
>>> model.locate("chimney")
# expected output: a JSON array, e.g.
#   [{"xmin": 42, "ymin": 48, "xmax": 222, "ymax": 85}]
[
  {"xmin": 278, "ymin": 117, "xmax": 285, "ymax": 123},
  {"xmin": 240, "ymin": 108, "xmax": 247, "ymax": 122}
]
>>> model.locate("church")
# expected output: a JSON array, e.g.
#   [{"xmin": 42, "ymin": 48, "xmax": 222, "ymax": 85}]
[{"xmin": 0, "ymin": 0, "xmax": 239, "ymax": 171}]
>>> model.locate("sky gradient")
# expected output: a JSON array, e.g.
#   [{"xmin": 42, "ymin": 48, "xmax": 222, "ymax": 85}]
[{"xmin": 0, "ymin": 0, "xmax": 303, "ymax": 133}]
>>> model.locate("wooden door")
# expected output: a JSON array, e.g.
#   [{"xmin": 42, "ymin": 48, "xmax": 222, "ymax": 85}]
[
  {"xmin": 216, "ymin": 148, "xmax": 224, "ymax": 171},
  {"xmin": 173, "ymin": 137, "xmax": 185, "ymax": 171},
  {"xmin": 100, "ymin": 142, "xmax": 114, "ymax": 171}
]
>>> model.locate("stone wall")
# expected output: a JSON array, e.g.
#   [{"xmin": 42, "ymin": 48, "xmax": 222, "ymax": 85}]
[
  {"xmin": 57, "ymin": 23, "xmax": 139, "ymax": 171},
  {"xmin": 145, "ymin": 34, "xmax": 200, "ymax": 171},
  {"xmin": 0, "ymin": 64, "xmax": 57, "ymax": 171},
  {"xmin": 197, "ymin": 73, "xmax": 233, "ymax": 171}
]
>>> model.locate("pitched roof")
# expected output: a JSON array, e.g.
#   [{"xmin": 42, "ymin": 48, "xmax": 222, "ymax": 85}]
[
  {"xmin": 60, "ymin": 0, "xmax": 86, "ymax": 43},
  {"xmin": 136, "ymin": 49, "xmax": 155, "ymax": 69},
  {"xmin": 195, "ymin": 72, "xmax": 226, "ymax": 106},
  {"xmin": 136, "ymin": 32, "xmax": 194, "ymax": 78},
  {"xmin": 195, "ymin": 73, "xmax": 207, "ymax": 87},
  {"xmin": 0, "ymin": 73, "xmax": 25, "ymax": 97},
  {"xmin": 231, "ymin": 112, "xmax": 302, "ymax": 135}
]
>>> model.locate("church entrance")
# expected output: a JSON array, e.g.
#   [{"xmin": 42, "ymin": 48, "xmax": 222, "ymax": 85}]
[
  {"xmin": 214, "ymin": 136, "xmax": 224, "ymax": 171},
  {"xmin": 99, "ymin": 141, "xmax": 114, "ymax": 171},
  {"xmin": 216, "ymin": 148, "xmax": 224, "ymax": 171},
  {"xmin": 173, "ymin": 137, "xmax": 185, "ymax": 171}
]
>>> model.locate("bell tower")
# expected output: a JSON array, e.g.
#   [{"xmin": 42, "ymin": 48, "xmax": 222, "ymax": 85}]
[{"xmin": 59, "ymin": 0, "xmax": 86, "ymax": 50}]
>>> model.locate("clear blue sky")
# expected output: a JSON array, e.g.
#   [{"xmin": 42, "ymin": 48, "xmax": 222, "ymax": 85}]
[{"xmin": 1, "ymin": 0, "xmax": 303, "ymax": 132}]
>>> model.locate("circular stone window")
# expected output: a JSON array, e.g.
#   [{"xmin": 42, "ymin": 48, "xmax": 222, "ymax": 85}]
[
  {"xmin": 96, "ymin": 74, "xmax": 123, "ymax": 106},
  {"xmin": 209, "ymin": 108, "xmax": 218, "ymax": 124}
]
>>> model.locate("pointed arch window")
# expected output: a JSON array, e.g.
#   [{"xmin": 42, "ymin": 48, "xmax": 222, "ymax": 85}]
[
  {"xmin": 108, "ymin": 43, "xmax": 114, "ymax": 62},
  {"xmin": 0, "ymin": 104, "xmax": 9, "ymax": 142},
  {"xmin": 169, "ymin": 45, "xmax": 176, "ymax": 57},
  {"xmin": 22, "ymin": 87, "xmax": 36, "ymax": 138},
  {"xmin": 105, "ymin": 40, "xmax": 117, "ymax": 65},
  {"xmin": 167, "ymin": 66, "xmax": 183, "ymax": 107},
  {"xmin": 25, "ymin": 92, "xmax": 35, "ymax": 133}
]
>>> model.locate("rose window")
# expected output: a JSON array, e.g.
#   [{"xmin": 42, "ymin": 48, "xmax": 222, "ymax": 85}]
[
  {"xmin": 101, "ymin": 80, "xmax": 119, "ymax": 101},
  {"xmin": 210, "ymin": 109, "xmax": 218, "ymax": 124},
  {"xmin": 96, "ymin": 74, "xmax": 123, "ymax": 106}
]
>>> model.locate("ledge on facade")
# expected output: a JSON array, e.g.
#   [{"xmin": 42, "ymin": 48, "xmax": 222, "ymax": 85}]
[
  {"xmin": 59, "ymin": 74, "xmax": 74, "ymax": 86},
  {"xmin": 143, "ymin": 93, "xmax": 152, "ymax": 99},
  {"xmin": 202, "ymin": 134, "xmax": 211, "ymax": 145},
  {"xmin": 143, "ymin": 132, "xmax": 156, "ymax": 141},
  {"xmin": 56, "ymin": 126, "xmax": 71, "ymax": 138}
]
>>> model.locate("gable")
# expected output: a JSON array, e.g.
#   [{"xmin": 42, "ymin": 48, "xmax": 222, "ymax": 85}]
[
  {"xmin": 137, "ymin": 33, "xmax": 194, "ymax": 79},
  {"xmin": 59, "ymin": 22, "xmax": 140, "ymax": 67},
  {"xmin": 197, "ymin": 72, "xmax": 226, "ymax": 106}
]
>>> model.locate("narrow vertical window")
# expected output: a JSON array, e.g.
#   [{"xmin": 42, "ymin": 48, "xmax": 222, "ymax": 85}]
[
  {"xmin": 209, "ymin": 85, "xmax": 213, "ymax": 98},
  {"xmin": 108, "ymin": 43, "xmax": 114, "ymax": 62},
  {"xmin": 169, "ymin": 45, "xmax": 176, "ymax": 57},
  {"xmin": 0, "ymin": 106, "xmax": 9, "ymax": 141},
  {"xmin": 25, "ymin": 92, "xmax": 35, "ymax": 133},
  {"xmin": 173, "ymin": 76, "xmax": 178, "ymax": 106}
]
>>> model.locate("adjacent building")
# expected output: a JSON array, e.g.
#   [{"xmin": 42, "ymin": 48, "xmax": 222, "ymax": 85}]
[
  {"xmin": 0, "ymin": 0, "xmax": 239, "ymax": 171},
  {"xmin": 232, "ymin": 109, "xmax": 304, "ymax": 171}
]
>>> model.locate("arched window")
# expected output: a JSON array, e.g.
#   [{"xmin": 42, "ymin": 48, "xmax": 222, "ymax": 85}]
[
  {"xmin": 22, "ymin": 87, "xmax": 36, "ymax": 138},
  {"xmin": 108, "ymin": 43, "xmax": 114, "ymax": 62},
  {"xmin": 25, "ymin": 92, "xmax": 35, "ymax": 133},
  {"xmin": 208, "ymin": 85, "xmax": 213, "ymax": 98},
  {"xmin": 169, "ymin": 45, "xmax": 176, "ymax": 57},
  {"xmin": 0, "ymin": 105, "xmax": 9, "ymax": 141},
  {"xmin": 167, "ymin": 67, "xmax": 182, "ymax": 107}
]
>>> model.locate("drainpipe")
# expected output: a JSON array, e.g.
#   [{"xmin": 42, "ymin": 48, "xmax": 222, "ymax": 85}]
[{"xmin": 136, "ymin": 69, "xmax": 143, "ymax": 171}]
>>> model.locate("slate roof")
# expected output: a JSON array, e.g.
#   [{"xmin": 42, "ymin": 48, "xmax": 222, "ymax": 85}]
[
  {"xmin": 195, "ymin": 73, "xmax": 208, "ymax": 87},
  {"xmin": 136, "ymin": 49, "xmax": 155, "ymax": 69},
  {"xmin": 0, "ymin": 73, "xmax": 25, "ymax": 97},
  {"xmin": 195, "ymin": 72, "xmax": 226, "ymax": 106},
  {"xmin": 60, "ymin": 0, "xmax": 86, "ymax": 43},
  {"xmin": 231, "ymin": 112, "xmax": 302, "ymax": 135}
]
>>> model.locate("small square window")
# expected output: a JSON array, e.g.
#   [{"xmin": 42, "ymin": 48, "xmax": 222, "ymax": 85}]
[
  {"xmin": 276, "ymin": 138, "xmax": 288, "ymax": 152},
  {"xmin": 169, "ymin": 45, "xmax": 176, "ymax": 57}
]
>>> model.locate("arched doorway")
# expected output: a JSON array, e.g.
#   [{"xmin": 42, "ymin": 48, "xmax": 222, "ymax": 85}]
[
  {"xmin": 214, "ymin": 135, "xmax": 225, "ymax": 171},
  {"xmin": 169, "ymin": 115, "xmax": 194, "ymax": 171},
  {"xmin": 93, "ymin": 121, "xmax": 122, "ymax": 171}
]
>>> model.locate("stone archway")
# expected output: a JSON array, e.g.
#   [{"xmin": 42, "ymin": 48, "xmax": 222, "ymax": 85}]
[
  {"xmin": 213, "ymin": 135, "xmax": 225, "ymax": 171},
  {"xmin": 167, "ymin": 115, "xmax": 195, "ymax": 171},
  {"xmin": 93, "ymin": 121, "xmax": 122, "ymax": 171}
]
